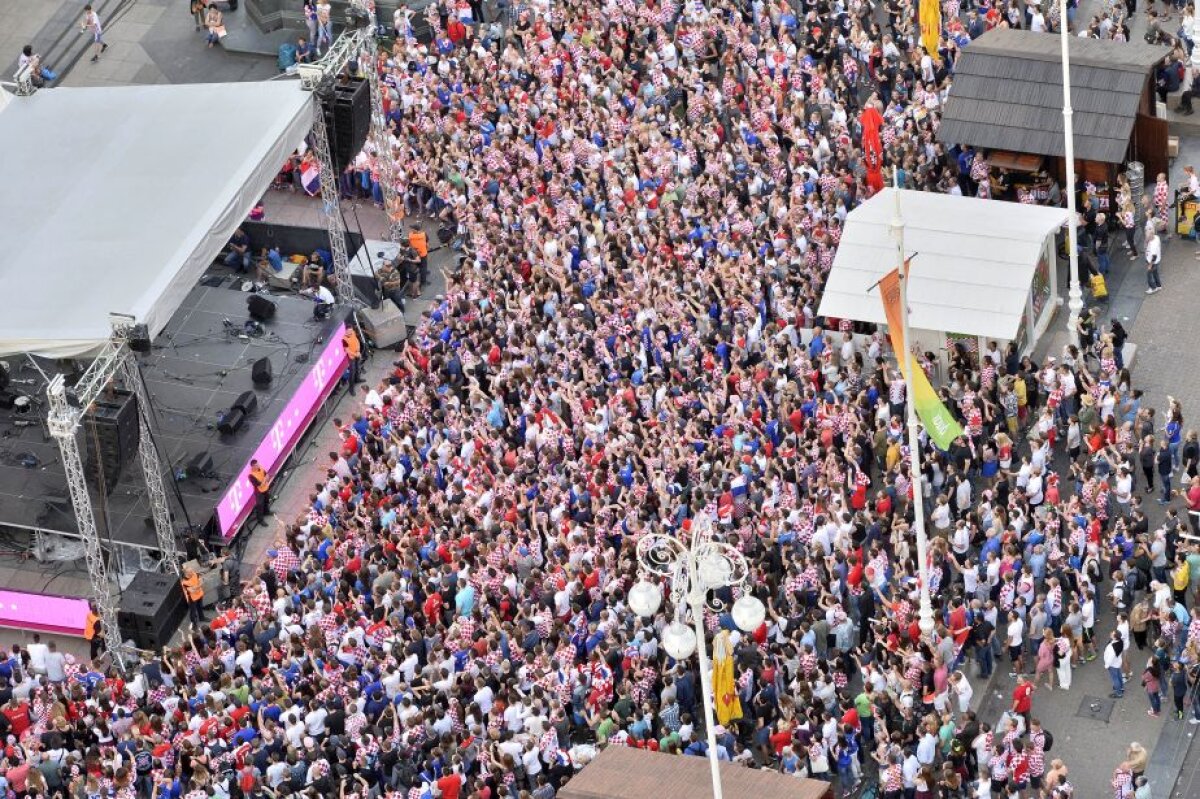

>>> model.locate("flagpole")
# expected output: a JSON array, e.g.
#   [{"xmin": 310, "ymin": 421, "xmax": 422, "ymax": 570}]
[
  {"xmin": 1060, "ymin": 0, "xmax": 1082, "ymax": 345},
  {"xmin": 889, "ymin": 176, "xmax": 936, "ymax": 642}
]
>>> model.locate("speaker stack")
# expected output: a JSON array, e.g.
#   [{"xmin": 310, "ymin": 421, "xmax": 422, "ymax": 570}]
[
  {"xmin": 85, "ymin": 391, "xmax": 140, "ymax": 493},
  {"xmin": 359, "ymin": 303, "xmax": 408, "ymax": 348},
  {"xmin": 217, "ymin": 387, "xmax": 259, "ymax": 436},
  {"xmin": 118, "ymin": 569, "xmax": 187, "ymax": 651},
  {"xmin": 321, "ymin": 76, "xmax": 371, "ymax": 172}
]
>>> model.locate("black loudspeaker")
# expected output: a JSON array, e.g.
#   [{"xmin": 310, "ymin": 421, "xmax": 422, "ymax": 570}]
[
  {"xmin": 321, "ymin": 77, "xmax": 371, "ymax": 171},
  {"xmin": 247, "ymin": 295, "xmax": 276, "ymax": 322},
  {"xmin": 118, "ymin": 570, "xmax": 186, "ymax": 651},
  {"xmin": 217, "ymin": 407, "xmax": 245, "ymax": 435},
  {"xmin": 86, "ymin": 391, "xmax": 140, "ymax": 494},
  {"xmin": 233, "ymin": 390, "xmax": 258, "ymax": 416},
  {"xmin": 127, "ymin": 324, "xmax": 151, "ymax": 354},
  {"xmin": 251, "ymin": 357, "xmax": 272, "ymax": 387}
]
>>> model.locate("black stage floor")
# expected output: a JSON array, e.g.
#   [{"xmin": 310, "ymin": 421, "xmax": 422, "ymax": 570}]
[{"xmin": 0, "ymin": 282, "xmax": 344, "ymax": 549}]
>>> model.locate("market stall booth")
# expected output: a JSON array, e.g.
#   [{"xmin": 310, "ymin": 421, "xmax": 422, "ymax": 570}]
[
  {"xmin": 939, "ymin": 27, "xmax": 1169, "ymax": 213},
  {"xmin": 817, "ymin": 189, "xmax": 1068, "ymax": 379}
]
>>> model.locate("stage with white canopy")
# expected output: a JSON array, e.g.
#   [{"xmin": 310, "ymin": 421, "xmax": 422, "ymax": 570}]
[{"xmin": 0, "ymin": 81, "xmax": 313, "ymax": 358}]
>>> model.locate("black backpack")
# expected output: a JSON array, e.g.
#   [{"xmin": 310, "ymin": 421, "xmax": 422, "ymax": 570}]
[{"xmin": 1042, "ymin": 730, "xmax": 1054, "ymax": 752}]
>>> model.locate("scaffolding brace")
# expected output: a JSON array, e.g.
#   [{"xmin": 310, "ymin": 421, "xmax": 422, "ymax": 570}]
[
  {"xmin": 297, "ymin": 0, "xmax": 402, "ymax": 311},
  {"xmin": 45, "ymin": 315, "xmax": 182, "ymax": 670}
]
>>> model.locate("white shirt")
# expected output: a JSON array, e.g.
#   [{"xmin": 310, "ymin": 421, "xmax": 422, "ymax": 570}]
[
  {"xmin": 303, "ymin": 706, "xmax": 328, "ymax": 736},
  {"xmin": 954, "ymin": 676, "xmax": 974, "ymax": 712},
  {"xmin": 45, "ymin": 651, "xmax": 66, "ymax": 682},
  {"xmin": 917, "ymin": 732, "xmax": 938, "ymax": 765},
  {"xmin": 26, "ymin": 643, "xmax": 48, "ymax": 672},
  {"xmin": 1103, "ymin": 641, "xmax": 1123, "ymax": 669},
  {"xmin": 1146, "ymin": 235, "xmax": 1161, "ymax": 264},
  {"xmin": 1007, "ymin": 617, "xmax": 1024, "ymax": 646}
]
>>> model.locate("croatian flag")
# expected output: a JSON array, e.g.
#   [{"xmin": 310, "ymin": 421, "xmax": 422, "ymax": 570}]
[{"xmin": 301, "ymin": 162, "xmax": 321, "ymax": 196}]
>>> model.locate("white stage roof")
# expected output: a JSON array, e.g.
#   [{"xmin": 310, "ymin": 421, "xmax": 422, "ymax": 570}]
[
  {"xmin": 0, "ymin": 81, "xmax": 313, "ymax": 358},
  {"xmin": 817, "ymin": 189, "xmax": 1068, "ymax": 341}
]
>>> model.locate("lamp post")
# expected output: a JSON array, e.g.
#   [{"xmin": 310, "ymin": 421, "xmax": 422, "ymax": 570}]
[
  {"xmin": 1060, "ymin": 0, "xmax": 1083, "ymax": 345},
  {"xmin": 889, "ymin": 181, "xmax": 936, "ymax": 640},
  {"xmin": 627, "ymin": 513, "xmax": 766, "ymax": 799}
]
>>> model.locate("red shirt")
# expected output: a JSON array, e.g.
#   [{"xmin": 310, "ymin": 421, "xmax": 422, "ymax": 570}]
[
  {"xmin": 1013, "ymin": 683, "xmax": 1034, "ymax": 713},
  {"xmin": 436, "ymin": 774, "xmax": 464, "ymax": 799},
  {"xmin": 424, "ymin": 592, "xmax": 443, "ymax": 623},
  {"xmin": 2, "ymin": 703, "xmax": 29, "ymax": 736},
  {"xmin": 1188, "ymin": 483, "xmax": 1200, "ymax": 512}
]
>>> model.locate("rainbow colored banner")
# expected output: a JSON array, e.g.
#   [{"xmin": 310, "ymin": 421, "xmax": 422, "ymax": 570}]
[{"xmin": 878, "ymin": 267, "xmax": 963, "ymax": 450}]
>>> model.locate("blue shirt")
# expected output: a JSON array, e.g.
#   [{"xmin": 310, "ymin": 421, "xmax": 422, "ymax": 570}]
[{"xmin": 455, "ymin": 585, "xmax": 476, "ymax": 616}]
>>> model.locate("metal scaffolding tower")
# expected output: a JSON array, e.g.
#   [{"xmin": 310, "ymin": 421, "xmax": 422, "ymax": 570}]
[
  {"xmin": 45, "ymin": 315, "xmax": 182, "ymax": 669},
  {"xmin": 306, "ymin": 106, "xmax": 358, "ymax": 309},
  {"xmin": 358, "ymin": 1, "xmax": 404, "ymax": 243},
  {"xmin": 297, "ymin": 2, "xmax": 402, "ymax": 308}
]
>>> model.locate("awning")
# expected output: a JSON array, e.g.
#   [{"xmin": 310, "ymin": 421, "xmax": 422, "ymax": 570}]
[
  {"xmin": 817, "ymin": 189, "xmax": 1069, "ymax": 340},
  {"xmin": 0, "ymin": 81, "xmax": 313, "ymax": 357}
]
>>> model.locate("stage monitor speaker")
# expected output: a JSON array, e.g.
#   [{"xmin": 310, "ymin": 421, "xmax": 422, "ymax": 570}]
[
  {"xmin": 187, "ymin": 451, "xmax": 213, "ymax": 477},
  {"xmin": 322, "ymin": 77, "xmax": 371, "ymax": 171},
  {"xmin": 251, "ymin": 357, "xmax": 273, "ymax": 387},
  {"xmin": 232, "ymin": 390, "xmax": 258, "ymax": 417},
  {"xmin": 217, "ymin": 407, "xmax": 245, "ymax": 435},
  {"xmin": 247, "ymin": 295, "xmax": 276, "ymax": 322},
  {"xmin": 359, "ymin": 303, "xmax": 408, "ymax": 348},
  {"xmin": 118, "ymin": 570, "xmax": 186, "ymax": 651}
]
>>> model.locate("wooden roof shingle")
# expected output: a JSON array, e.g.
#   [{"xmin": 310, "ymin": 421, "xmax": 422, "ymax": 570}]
[{"xmin": 938, "ymin": 28, "xmax": 1168, "ymax": 163}]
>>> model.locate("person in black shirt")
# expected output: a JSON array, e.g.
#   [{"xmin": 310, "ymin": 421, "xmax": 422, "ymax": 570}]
[{"xmin": 971, "ymin": 615, "xmax": 995, "ymax": 678}]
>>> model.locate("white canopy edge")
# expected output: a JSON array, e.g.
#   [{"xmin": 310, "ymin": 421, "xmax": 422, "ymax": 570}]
[
  {"xmin": 0, "ymin": 81, "xmax": 313, "ymax": 358},
  {"xmin": 817, "ymin": 190, "xmax": 1069, "ymax": 341}
]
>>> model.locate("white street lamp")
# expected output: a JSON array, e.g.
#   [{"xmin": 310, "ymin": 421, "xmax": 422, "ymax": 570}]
[
  {"xmin": 1060, "ymin": 0, "xmax": 1083, "ymax": 345},
  {"xmin": 630, "ymin": 513, "xmax": 765, "ymax": 799}
]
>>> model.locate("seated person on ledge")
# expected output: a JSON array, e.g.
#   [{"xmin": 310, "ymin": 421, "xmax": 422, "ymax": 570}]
[
  {"xmin": 302, "ymin": 247, "xmax": 332, "ymax": 289},
  {"xmin": 224, "ymin": 227, "xmax": 252, "ymax": 273},
  {"xmin": 255, "ymin": 246, "xmax": 283, "ymax": 285}
]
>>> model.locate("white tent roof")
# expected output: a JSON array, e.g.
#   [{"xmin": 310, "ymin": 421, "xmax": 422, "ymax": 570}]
[
  {"xmin": 0, "ymin": 81, "xmax": 313, "ymax": 358},
  {"xmin": 817, "ymin": 189, "xmax": 1068, "ymax": 341}
]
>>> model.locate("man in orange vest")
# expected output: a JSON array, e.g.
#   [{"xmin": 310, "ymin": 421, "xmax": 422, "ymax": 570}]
[
  {"xmin": 407, "ymin": 224, "xmax": 429, "ymax": 290},
  {"xmin": 84, "ymin": 603, "xmax": 103, "ymax": 660},
  {"xmin": 343, "ymin": 327, "xmax": 363, "ymax": 385},
  {"xmin": 247, "ymin": 458, "xmax": 271, "ymax": 526},
  {"xmin": 181, "ymin": 566, "xmax": 205, "ymax": 625}
]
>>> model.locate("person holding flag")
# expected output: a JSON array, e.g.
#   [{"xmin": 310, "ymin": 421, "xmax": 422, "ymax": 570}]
[
  {"xmin": 860, "ymin": 99, "xmax": 886, "ymax": 196},
  {"xmin": 920, "ymin": 0, "xmax": 943, "ymax": 63},
  {"xmin": 712, "ymin": 629, "xmax": 742, "ymax": 727}
]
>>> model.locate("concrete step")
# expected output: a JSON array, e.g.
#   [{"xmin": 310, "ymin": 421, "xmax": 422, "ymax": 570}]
[
  {"xmin": 14, "ymin": 0, "xmax": 129, "ymax": 86},
  {"xmin": 219, "ymin": 7, "xmax": 297, "ymax": 58}
]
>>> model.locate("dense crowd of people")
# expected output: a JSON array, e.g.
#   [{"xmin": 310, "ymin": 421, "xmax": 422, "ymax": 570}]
[{"xmin": 4, "ymin": 1, "xmax": 1200, "ymax": 799}]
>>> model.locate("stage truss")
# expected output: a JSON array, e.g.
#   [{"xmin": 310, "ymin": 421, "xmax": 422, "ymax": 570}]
[{"xmin": 45, "ymin": 315, "xmax": 182, "ymax": 667}]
